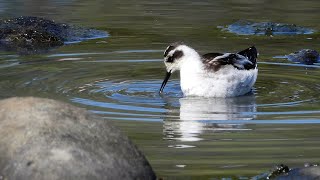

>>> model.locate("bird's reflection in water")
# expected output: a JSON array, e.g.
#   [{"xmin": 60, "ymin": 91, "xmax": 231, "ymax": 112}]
[{"xmin": 163, "ymin": 94, "xmax": 256, "ymax": 143}]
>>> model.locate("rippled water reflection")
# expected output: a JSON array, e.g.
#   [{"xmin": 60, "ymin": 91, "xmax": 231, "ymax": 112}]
[
  {"xmin": 1, "ymin": 44, "xmax": 320, "ymax": 178},
  {"xmin": 1, "ymin": 0, "xmax": 320, "ymax": 178}
]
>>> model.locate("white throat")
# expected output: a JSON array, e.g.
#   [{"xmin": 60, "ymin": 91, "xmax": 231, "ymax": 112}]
[
  {"xmin": 177, "ymin": 45, "xmax": 203, "ymax": 71},
  {"xmin": 179, "ymin": 49, "xmax": 205, "ymax": 94}
]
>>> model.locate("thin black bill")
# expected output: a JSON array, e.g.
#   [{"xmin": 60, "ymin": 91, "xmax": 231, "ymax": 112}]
[{"xmin": 159, "ymin": 71, "xmax": 172, "ymax": 94}]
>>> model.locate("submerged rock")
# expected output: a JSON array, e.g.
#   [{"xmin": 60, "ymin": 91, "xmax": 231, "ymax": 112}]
[
  {"xmin": 275, "ymin": 166, "xmax": 320, "ymax": 180},
  {"xmin": 220, "ymin": 20, "xmax": 314, "ymax": 35},
  {"xmin": 0, "ymin": 97, "xmax": 156, "ymax": 180},
  {"xmin": 253, "ymin": 164, "xmax": 290, "ymax": 180},
  {"xmin": 0, "ymin": 16, "xmax": 108, "ymax": 53},
  {"xmin": 285, "ymin": 49, "xmax": 320, "ymax": 65},
  {"xmin": 253, "ymin": 164, "xmax": 320, "ymax": 180}
]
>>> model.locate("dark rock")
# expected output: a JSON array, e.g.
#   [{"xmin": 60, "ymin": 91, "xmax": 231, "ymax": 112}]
[
  {"xmin": 0, "ymin": 16, "xmax": 108, "ymax": 53},
  {"xmin": 252, "ymin": 164, "xmax": 290, "ymax": 180},
  {"xmin": 253, "ymin": 164, "xmax": 320, "ymax": 180},
  {"xmin": 0, "ymin": 97, "xmax": 156, "ymax": 180},
  {"xmin": 275, "ymin": 166, "xmax": 320, "ymax": 180},
  {"xmin": 220, "ymin": 20, "xmax": 314, "ymax": 35},
  {"xmin": 286, "ymin": 49, "xmax": 320, "ymax": 65},
  {"xmin": 268, "ymin": 164, "xmax": 290, "ymax": 179}
]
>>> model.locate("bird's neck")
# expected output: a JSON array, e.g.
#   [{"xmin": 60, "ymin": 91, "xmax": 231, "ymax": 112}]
[
  {"xmin": 180, "ymin": 52, "xmax": 203, "ymax": 73},
  {"xmin": 180, "ymin": 53, "xmax": 204, "ymax": 86}
]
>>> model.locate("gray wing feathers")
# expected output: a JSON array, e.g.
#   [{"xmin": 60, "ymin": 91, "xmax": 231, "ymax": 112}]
[{"xmin": 202, "ymin": 46, "xmax": 257, "ymax": 71}]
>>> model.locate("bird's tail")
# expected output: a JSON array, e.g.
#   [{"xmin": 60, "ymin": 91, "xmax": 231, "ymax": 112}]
[{"xmin": 238, "ymin": 46, "xmax": 257, "ymax": 65}]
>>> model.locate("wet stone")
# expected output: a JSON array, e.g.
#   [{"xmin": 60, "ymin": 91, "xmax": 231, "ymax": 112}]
[
  {"xmin": 268, "ymin": 164, "xmax": 290, "ymax": 179},
  {"xmin": 220, "ymin": 20, "xmax": 314, "ymax": 35},
  {"xmin": 253, "ymin": 164, "xmax": 320, "ymax": 180},
  {"xmin": 275, "ymin": 166, "xmax": 320, "ymax": 180},
  {"xmin": 286, "ymin": 49, "xmax": 320, "ymax": 65},
  {"xmin": 0, "ymin": 16, "xmax": 108, "ymax": 53},
  {"xmin": 0, "ymin": 97, "xmax": 156, "ymax": 180}
]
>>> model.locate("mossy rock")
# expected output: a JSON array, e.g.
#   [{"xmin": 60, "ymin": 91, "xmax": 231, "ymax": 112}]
[{"xmin": 0, "ymin": 16, "xmax": 108, "ymax": 53}]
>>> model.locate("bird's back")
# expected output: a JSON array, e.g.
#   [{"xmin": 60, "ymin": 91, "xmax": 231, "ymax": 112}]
[
  {"xmin": 180, "ymin": 46, "xmax": 258, "ymax": 97},
  {"xmin": 237, "ymin": 46, "xmax": 257, "ymax": 68},
  {"xmin": 201, "ymin": 46, "xmax": 258, "ymax": 71}
]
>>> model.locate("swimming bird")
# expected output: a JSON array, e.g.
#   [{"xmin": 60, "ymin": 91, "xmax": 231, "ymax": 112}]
[{"xmin": 159, "ymin": 43, "xmax": 258, "ymax": 97}]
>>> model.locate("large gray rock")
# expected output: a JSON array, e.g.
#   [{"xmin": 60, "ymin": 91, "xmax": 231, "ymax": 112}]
[{"xmin": 0, "ymin": 97, "xmax": 156, "ymax": 180}]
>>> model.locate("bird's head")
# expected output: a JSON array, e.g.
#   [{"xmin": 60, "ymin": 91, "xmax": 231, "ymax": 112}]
[{"xmin": 160, "ymin": 42, "xmax": 198, "ymax": 93}]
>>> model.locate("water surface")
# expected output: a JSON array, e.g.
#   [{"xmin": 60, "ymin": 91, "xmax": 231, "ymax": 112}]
[{"xmin": 1, "ymin": 0, "xmax": 320, "ymax": 179}]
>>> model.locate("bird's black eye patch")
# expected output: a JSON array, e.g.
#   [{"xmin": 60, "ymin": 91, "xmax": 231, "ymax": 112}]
[
  {"xmin": 166, "ymin": 56, "xmax": 174, "ymax": 63},
  {"xmin": 172, "ymin": 50, "xmax": 183, "ymax": 59},
  {"xmin": 165, "ymin": 50, "xmax": 184, "ymax": 63}
]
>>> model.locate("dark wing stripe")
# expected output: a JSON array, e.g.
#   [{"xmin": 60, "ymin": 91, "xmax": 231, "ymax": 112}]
[
  {"xmin": 215, "ymin": 53, "xmax": 255, "ymax": 70},
  {"xmin": 202, "ymin": 53, "xmax": 224, "ymax": 60},
  {"xmin": 201, "ymin": 53, "xmax": 225, "ymax": 71},
  {"xmin": 202, "ymin": 46, "xmax": 258, "ymax": 71}
]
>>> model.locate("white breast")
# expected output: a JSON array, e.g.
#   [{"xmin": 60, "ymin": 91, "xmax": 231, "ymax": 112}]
[{"xmin": 180, "ymin": 65, "xmax": 258, "ymax": 97}]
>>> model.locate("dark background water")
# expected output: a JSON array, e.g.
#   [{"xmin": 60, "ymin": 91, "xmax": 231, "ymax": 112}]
[{"xmin": 1, "ymin": 0, "xmax": 320, "ymax": 179}]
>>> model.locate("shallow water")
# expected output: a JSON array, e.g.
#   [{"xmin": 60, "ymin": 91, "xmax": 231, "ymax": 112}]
[{"xmin": 1, "ymin": 0, "xmax": 320, "ymax": 179}]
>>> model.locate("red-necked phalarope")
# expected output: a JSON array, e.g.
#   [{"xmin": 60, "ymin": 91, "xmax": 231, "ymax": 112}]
[{"xmin": 159, "ymin": 42, "xmax": 258, "ymax": 97}]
